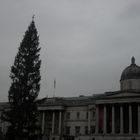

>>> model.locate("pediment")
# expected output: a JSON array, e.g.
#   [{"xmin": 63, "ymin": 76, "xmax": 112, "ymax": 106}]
[
  {"xmin": 95, "ymin": 90, "xmax": 140, "ymax": 104},
  {"xmin": 100, "ymin": 90, "xmax": 140, "ymax": 99}
]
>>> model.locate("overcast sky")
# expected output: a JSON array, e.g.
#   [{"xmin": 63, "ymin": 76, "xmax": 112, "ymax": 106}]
[{"xmin": 0, "ymin": 0, "xmax": 140, "ymax": 101}]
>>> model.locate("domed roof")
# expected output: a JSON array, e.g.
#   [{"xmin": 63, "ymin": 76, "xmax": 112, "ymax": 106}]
[{"xmin": 120, "ymin": 57, "xmax": 140, "ymax": 81}]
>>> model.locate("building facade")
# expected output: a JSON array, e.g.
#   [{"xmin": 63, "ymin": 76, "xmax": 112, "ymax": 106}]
[{"xmin": 1, "ymin": 57, "xmax": 140, "ymax": 140}]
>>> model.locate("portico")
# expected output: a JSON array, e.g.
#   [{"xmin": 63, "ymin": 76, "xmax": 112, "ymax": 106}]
[
  {"xmin": 41, "ymin": 110, "xmax": 62, "ymax": 135},
  {"xmin": 93, "ymin": 57, "xmax": 140, "ymax": 140},
  {"xmin": 96, "ymin": 100, "xmax": 140, "ymax": 136},
  {"xmin": 40, "ymin": 110, "xmax": 63, "ymax": 140},
  {"xmin": 38, "ymin": 99, "xmax": 64, "ymax": 140}
]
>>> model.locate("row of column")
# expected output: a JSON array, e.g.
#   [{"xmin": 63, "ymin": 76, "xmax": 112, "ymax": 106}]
[
  {"xmin": 41, "ymin": 111, "xmax": 62, "ymax": 135},
  {"xmin": 95, "ymin": 103, "xmax": 140, "ymax": 135}
]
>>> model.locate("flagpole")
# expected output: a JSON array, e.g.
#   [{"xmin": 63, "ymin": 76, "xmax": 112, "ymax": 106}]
[{"xmin": 53, "ymin": 79, "xmax": 56, "ymax": 97}]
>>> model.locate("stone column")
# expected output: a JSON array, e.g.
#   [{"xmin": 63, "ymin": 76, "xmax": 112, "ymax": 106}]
[
  {"xmin": 42, "ymin": 111, "xmax": 45, "ymax": 134},
  {"xmin": 120, "ymin": 104, "xmax": 123, "ymax": 134},
  {"xmin": 88, "ymin": 110, "xmax": 91, "ymax": 134},
  {"xmin": 59, "ymin": 111, "xmax": 62, "ymax": 135},
  {"xmin": 1, "ymin": 121, "xmax": 4, "ymax": 134},
  {"xmin": 103, "ymin": 105, "xmax": 106, "ymax": 134},
  {"xmin": 138, "ymin": 104, "xmax": 140, "ymax": 135},
  {"xmin": 112, "ymin": 105, "xmax": 115, "ymax": 134},
  {"xmin": 95, "ymin": 105, "xmax": 99, "ymax": 134},
  {"xmin": 129, "ymin": 104, "xmax": 132, "ymax": 134},
  {"xmin": 52, "ymin": 112, "xmax": 55, "ymax": 134}
]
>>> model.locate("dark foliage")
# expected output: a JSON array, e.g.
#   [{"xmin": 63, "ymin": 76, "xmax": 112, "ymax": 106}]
[{"xmin": 2, "ymin": 18, "xmax": 41, "ymax": 140}]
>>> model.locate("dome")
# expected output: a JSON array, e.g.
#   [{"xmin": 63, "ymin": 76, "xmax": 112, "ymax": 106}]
[{"xmin": 120, "ymin": 57, "xmax": 140, "ymax": 81}]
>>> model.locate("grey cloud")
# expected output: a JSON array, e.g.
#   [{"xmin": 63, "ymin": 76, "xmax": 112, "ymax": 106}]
[
  {"xmin": 119, "ymin": 2, "xmax": 140, "ymax": 20},
  {"xmin": 1, "ymin": 0, "xmax": 140, "ymax": 101}
]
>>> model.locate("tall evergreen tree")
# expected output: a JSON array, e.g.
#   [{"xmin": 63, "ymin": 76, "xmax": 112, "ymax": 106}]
[{"xmin": 2, "ymin": 17, "xmax": 41, "ymax": 140}]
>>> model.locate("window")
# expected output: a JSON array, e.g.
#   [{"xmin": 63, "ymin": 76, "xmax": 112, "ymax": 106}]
[
  {"xmin": 75, "ymin": 126, "xmax": 80, "ymax": 135},
  {"xmin": 85, "ymin": 126, "xmax": 88, "ymax": 135},
  {"xmin": 66, "ymin": 126, "xmax": 70, "ymax": 135},
  {"xmin": 0, "ymin": 127, "xmax": 2, "ymax": 133},
  {"xmin": 86, "ymin": 112, "xmax": 88, "ymax": 119},
  {"xmin": 91, "ymin": 126, "xmax": 95, "ymax": 134},
  {"xmin": 92, "ymin": 109, "xmax": 96, "ymax": 120},
  {"xmin": 129, "ymin": 80, "xmax": 132, "ymax": 89},
  {"xmin": 66, "ymin": 112, "xmax": 70, "ymax": 120},
  {"xmin": 77, "ymin": 112, "xmax": 80, "ymax": 119}
]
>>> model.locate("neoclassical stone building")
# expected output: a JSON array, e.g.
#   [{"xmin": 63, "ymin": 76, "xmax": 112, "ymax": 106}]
[{"xmin": 1, "ymin": 57, "xmax": 140, "ymax": 140}]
